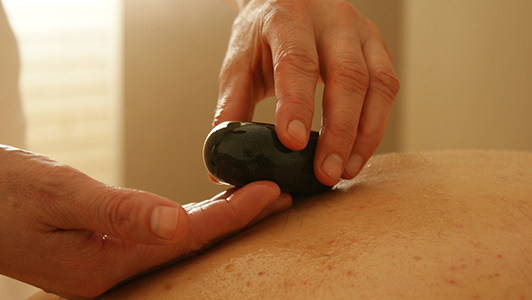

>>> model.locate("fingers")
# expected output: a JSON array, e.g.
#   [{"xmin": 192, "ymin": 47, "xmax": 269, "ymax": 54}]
[
  {"xmin": 313, "ymin": 6, "xmax": 368, "ymax": 186},
  {"xmin": 0, "ymin": 148, "xmax": 190, "ymax": 246},
  {"xmin": 264, "ymin": 5, "xmax": 320, "ymax": 151},
  {"xmin": 62, "ymin": 182, "xmax": 190, "ymax": 246},
  {"xmin": 185, "ymin": 181, "xmax": 291, "ymax": 250},
  {"xmin": 215, "ymin": 0, "xmax": 399, "ymax": 186},
  {"xmin": 314, "ymin": 12, "xmax": 399, "ymax": 185},
  {"xmin": 342, "ymin": 31, "xmax": 400, "ymax": 179}
]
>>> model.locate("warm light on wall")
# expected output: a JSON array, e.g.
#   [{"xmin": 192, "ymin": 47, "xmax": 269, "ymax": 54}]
[
  {"xmin": 3, "ymin": 0, "xmax": 122, "ymax": 186},
  {"xmin": 1, "ymin": 1, "xmax": 122, "ymax": 298}
]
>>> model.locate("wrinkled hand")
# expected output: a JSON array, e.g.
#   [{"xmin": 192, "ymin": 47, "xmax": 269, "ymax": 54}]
[
  {"xmin": 215, "ymin": 0, "xmax": 400, "ymax": 186},
  {"xmin": 0, "ymin": 145, "xmax": 291, "ymax": 299}
]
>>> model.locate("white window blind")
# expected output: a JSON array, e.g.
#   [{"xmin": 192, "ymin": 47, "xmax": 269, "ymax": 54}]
[{"xmin": 4, "ymin": 0, "xmax": 122, "ymax": 186}]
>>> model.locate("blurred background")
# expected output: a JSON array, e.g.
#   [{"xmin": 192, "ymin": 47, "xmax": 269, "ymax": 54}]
[{"xmin": 1, "ymin": 0, "xmax": 531, "ymax": 299}]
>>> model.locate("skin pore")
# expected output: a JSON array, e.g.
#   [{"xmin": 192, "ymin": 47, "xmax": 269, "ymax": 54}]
[{"xmin": 30, "ymin": 151, "xmax": 532, "ymax": 299}]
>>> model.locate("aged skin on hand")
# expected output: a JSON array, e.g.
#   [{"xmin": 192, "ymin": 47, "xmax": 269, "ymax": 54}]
[
  {"xmin": 0, "ymin": 145, "xmax": 291, "ymax": 300},
  {"xmin": 215, "ymin": 0, "xmax": 400, "ymax": 186}
]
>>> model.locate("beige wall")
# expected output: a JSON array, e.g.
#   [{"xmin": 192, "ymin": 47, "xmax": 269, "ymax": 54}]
[
  {"xmin": 124, "ymin": 0, "xmax": 237, "ymax": 202},
  {"xmin": 123, "ymin": 0, "xmax": 402, "ymax": 203},
  {"xmin": 123, "ymin": 0, "xmax": 532, "ymax": 203},
  {"xmin": 400, "ymin": 1, "xmax": 532, "ymax": 151}
]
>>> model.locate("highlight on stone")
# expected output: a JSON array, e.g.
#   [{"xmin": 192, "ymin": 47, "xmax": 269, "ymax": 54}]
[{"xmin": 203, "ymin": 121, "xmax": 331, "ymax": 194}]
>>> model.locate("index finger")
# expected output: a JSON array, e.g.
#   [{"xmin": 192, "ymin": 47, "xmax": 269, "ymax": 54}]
[
  {"xmin": 313, "ymin": 9, "xmax": 370, "ymax": 186},
  {"xmin": 264, "ymin": 5, "xmax": 320, "ymax": 151}
]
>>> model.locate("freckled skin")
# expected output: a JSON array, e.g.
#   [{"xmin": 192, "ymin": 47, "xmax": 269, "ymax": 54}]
[{"xmin": 31, "ymin": 151, "xmax": 532, "ymax": 299}]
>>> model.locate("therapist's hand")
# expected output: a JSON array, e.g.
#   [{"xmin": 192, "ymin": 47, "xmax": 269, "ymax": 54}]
[
  {"xmin": 0, "ymin": 145, "xmax": 291, "ymax": 299},
  {"xmin": 215, "ymin": 0, "xmax": 400, "ymax": 186}
]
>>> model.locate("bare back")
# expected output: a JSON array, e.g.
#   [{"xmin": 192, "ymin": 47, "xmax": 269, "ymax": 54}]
[{"xmin": 30, "ymin": 151, "xmax": 532, "ymax": 299}]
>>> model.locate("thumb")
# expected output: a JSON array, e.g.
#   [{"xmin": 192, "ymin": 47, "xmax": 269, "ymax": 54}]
[
  {"xmin": 184, "ymin": 181, "xmax": 291, "ymax": 250},
  {"xmin": 63, "ymin": 185, "xmax": 190, "ymax": 245}
]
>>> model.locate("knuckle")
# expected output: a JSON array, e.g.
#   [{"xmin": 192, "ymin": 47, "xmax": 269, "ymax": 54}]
[
  {"xmin": 189, "ymin": 205, "xmax": 215, "ymax": 248},
  {"xmin": 221, "ymin": 199, "xmax": 248, "ymax": 228},
  {"xmin": 336, "ymin": 0, "xmax": 359, "ymax": 20},
  {"xmin": 275, "ymin": 45, "xmax": 320, "ymax": 79},
  {"xmin": 325, "ymin": 117, "xmax": 358, "ymax": 144},
  {"xmin": 328, "ymin": 57, "xmax": 369, "ymax": 96},
  {"xmin": 34, "ymin": 165, "xmax": 84, "ymax": 218},
  {"xmin": 207, "ymin": 198, "xmax": 249, "ymax": 231},
  {"xmin": 37, "ymin": 172, "xmax": 69, "ymax": 206},
  {"xmin": 278, "ymin": 89, "xmax": 315, "ymax": 117},
  {"xmin": 370, "ymin": 67, "xmax": 400, "ymax": 104},
  {"xmin": 191, "ymin": 198, "xmax": 249, "ymax": 247},
  {"xmin": 364, "ymin": 18, "xmax": 382, "ymax": 36},
  {"xmin": 263, "ymin": 0, "xmax": 306, "ymax": 24},
  {"xmin": 262, "ymin": 2, "xmax": 320, "ymax": 80},
  {"xmin": 99, "ymin": 189, "xmax": 138, "ymax": 235},
  {"xmin": 357, "ymin": 125, "xmax": 384, "ymax": 149}
]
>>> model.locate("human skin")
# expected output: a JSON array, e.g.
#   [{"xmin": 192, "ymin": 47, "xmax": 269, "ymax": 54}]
[
  {"xmin": 0, "ymin": 145, "xmax": 291, "ymax": 299},
  {"xmin": 1, "ymin": 0, "xmax": 399, "ymax": 298},
  {"xmin": 29, "ymin": 151, "xmax": 532, "ymax": 299},
  {"xmin": 1, "ymin": 0, "xmax": 399, "ymax": 297},
  {"xmin": 215, "ymin": 0, "xmax": 400, "ymax": 186}
]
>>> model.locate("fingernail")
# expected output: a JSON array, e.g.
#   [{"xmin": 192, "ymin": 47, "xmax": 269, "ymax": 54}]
[
  {"xmin": 287, "ymin": 120, "xmax": 307, "ymax": 145},
  {"xmin": 150, "ymin": 206, "xmax": 179, "ymax": 240},
  {"xmin": 345, "ymin": 154, "xmax": 364, "ymax": 178},
  {"xmin": 321, "ymin": 154, "xmax": 343, "ymax": 182}
]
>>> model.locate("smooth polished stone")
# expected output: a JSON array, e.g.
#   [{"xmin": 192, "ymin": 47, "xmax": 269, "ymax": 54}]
[{"xmin": 203, "ymin": 121, "xmax": 332, "ymax": 194}]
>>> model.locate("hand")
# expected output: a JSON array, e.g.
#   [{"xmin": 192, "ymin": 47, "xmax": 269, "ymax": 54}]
[
  {"xmin": 215, "ymin": 0, "xmax": 400, "ymax": 186},
  {"xmin": 0, "ymin": 145, "xmax": 291, "ymax": 299}
]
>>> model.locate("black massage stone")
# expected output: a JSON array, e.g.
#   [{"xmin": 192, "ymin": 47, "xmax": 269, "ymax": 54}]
[{"xmin": 203, "ymin": 121, "xmax": 331, "ymax": 194}]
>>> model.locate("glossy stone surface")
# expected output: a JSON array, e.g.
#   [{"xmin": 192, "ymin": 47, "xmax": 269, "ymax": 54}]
[{"xmin": 203, "ymin": 121, "xmax": 331, "ymax": 194}]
